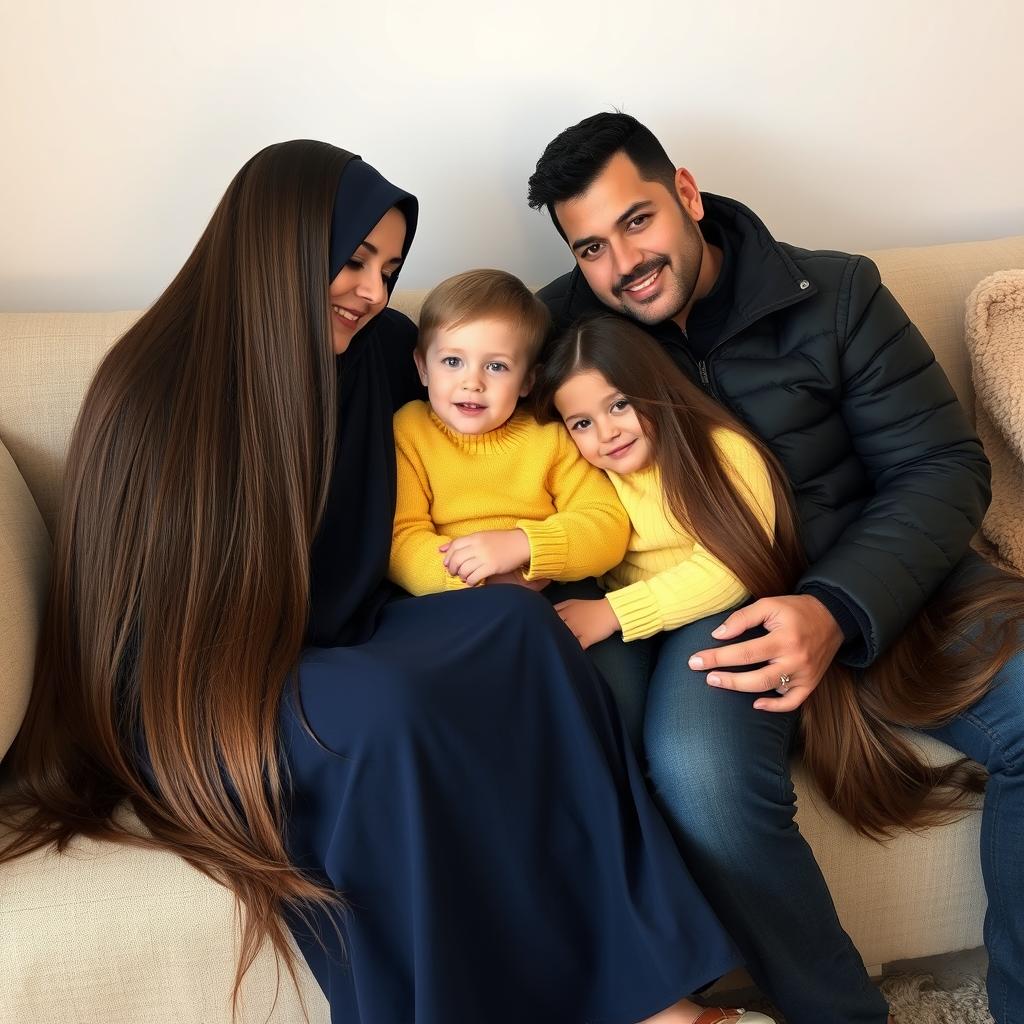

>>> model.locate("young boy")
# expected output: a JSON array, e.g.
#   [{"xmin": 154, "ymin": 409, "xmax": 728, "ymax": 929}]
[{"xmin": 389, "ymin": 269, "xmax": 629, "ymax": 595}]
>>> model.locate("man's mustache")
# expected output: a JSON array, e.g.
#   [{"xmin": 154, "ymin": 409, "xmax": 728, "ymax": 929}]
[{"xmin": 613, "ymin": 258, "xmax": 668, "ymax": 298}]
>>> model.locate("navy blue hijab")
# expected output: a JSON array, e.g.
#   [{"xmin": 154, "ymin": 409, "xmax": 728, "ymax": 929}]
[{"xmin": 306, "ymin": 155, "xmax": 421, "ymax": 647}]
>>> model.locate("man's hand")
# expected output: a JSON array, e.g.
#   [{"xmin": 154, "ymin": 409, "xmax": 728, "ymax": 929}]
[
  {"xmin": 553, "ymin": 597, "xmax": 620, "ymax": 649},
  {"xmin": 687, "ymin": 594, "xmax": 843, "ymax": 712},
  {"xmin": 440, "ymin": 529, "xmax": 531, "ymax": 587}
]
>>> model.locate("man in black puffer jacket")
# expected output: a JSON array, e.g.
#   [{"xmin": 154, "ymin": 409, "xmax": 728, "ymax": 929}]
[{"xmin": 528, "ymin": 114, "xmax": 1021, "ymax": 1024}]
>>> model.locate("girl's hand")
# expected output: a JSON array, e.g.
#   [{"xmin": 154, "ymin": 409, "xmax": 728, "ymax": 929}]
[
  {"xmin": 440, "ymin": 529, "xmax": 531, "ymax": 587},
  {"xmin": 554, "ymin": 598, "xmax": 620, "ymax": 649}
]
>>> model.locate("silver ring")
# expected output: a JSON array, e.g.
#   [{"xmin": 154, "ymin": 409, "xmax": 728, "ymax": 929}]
[{"xmin": 776, "ymin": 673, "xmax": 792, "ymax": 695}]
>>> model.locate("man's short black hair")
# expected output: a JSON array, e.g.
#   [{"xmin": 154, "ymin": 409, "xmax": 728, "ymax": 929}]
[{"xmin": 527, "ymin": 112, "xmax": 677, "ymax": 240}]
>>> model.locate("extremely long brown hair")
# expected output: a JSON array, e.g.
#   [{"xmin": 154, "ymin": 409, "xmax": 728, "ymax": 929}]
[
  {"xmin": 0, "ymin": 140, "xmax": 357, "ymax": 1017},
  {"xmin": 535, "ymin": 314, "xmax": 1024, "ymax": 839}
]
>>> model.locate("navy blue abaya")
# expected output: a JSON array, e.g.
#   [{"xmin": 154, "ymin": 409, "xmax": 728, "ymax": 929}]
[{"xmin": 281, "ymin": 154, "xmax": 740, "ymax": 1024}]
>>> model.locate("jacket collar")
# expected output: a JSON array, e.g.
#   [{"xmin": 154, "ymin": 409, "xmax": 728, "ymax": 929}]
[{"xmin": 699, "ymin": 193, "xmax": 817, "ymax": 345}]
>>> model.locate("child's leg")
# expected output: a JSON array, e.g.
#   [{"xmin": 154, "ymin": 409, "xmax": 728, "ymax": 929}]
[
  {"xmin": 643, "ymin": 610, "xmax": 888, "ymax": 1023},
  {"xmin": 543, "ymin": 579, "xmax": 653, "ymax": 752}
]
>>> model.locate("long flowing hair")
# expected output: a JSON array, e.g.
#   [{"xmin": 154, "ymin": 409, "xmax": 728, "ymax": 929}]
[
  {"xmin": 534, "ymin": 314, "xmax": 1024, "ymax": 839},
  {"xmin": 0, "ymin": 140, "xmax": 354, "ymax": 1016}
]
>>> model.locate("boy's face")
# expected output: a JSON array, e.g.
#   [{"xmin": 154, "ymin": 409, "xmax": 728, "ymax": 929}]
[{"xmin": 414, "ymin": 318, "xmax": 535, "ymax": 435}]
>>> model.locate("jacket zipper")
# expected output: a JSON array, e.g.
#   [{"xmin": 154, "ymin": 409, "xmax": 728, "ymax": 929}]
[
  {"xmin": 676, "ymin": 331, "xmax": 714, "ymax": 395},
  {"xmin": 692, "ymin": 280, "xmax": 816, "ymax": 400}
]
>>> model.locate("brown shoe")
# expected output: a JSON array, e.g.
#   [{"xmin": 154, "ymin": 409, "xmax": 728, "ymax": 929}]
[{"xmin": 693, "ymin": 1009, "xmax": 776, "ymax": 1024}]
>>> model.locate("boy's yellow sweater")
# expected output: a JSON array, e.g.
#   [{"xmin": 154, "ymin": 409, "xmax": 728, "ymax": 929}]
[
  {"xmin": 390, "ymin": 401, "xmax": 630, "ymax": 596},
  {"xmin": 603, "ymin": 428, "xmax": 776, "ymax": 642}
]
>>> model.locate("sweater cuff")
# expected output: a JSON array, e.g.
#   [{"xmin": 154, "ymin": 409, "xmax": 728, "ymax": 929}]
[
  {"xmin": 443, "ymin": 571, "xmax": 470, "ymax": 591},
  {"xmin": 517, "ymin": 519, "xmax": 568, "ymax": 580},
  {"xmin": 605, "ymin": 584, "xmax": 661, "ymax": 642}
]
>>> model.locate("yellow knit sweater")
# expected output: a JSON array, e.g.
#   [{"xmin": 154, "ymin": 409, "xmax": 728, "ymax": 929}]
[
  {"xmin": 603, "ymin": 428, "xmax": 776, "ymax": 641},
  {"xmin": 390, "ymin": 401, "xmax": 630, "ymax": 596}
]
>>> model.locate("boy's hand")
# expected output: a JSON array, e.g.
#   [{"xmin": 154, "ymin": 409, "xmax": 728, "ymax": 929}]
[
  {"xmin": 553, "ymin": 598, "xmax": 620, "ymax": 649},
  {"xmin": 486, "ymin": 570, "xmax": 552, "ymax": 592},
  {"xmin": 440, "ymin": 529, "xmax": 531, "ymax": 587}
]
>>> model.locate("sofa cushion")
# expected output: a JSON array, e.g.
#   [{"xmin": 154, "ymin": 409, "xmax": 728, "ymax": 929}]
[
  {"xmin": 868, "ymin": 235, "xmax": 1024, "ymax": 421},
  {"xmin": 793, "ymin": 734, "xmax": 984, "ymax": 968},
  {"xmin": 0, "ymin": 438, "xmax": 50, "ymax": 761},
  {"xmin": 0, "ymin": 311, "xmax": 138, "ymax": 536},
  {"xmin": 0, "ymin": 810, "xmax": 329, "ymax": 1023},
  {"xmin": 389, "ymin": 288, "xmax": 428, "ymax": 324}
]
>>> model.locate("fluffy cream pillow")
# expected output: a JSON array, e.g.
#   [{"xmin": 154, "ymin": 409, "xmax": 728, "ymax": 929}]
[{"xmin": 966, "ymin": 269, "xmax": 1024, "ymax": 572}]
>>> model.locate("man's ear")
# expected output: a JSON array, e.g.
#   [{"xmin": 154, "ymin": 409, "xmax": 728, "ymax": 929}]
[
  {"xmin": 520, "ymin": 367, "xmax": 536, "ymax": 398},
  {"xmin": 413, "ymin": 346, "xmax": 429, "ymax": 386},
  {"xmin": 674, "ymin": 167, "xmax": 705, "ymax": 222}
]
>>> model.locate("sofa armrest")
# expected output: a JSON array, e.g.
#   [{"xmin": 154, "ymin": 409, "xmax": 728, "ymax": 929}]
[{"xmin": 0, "ymin": 438, "xmax": 51, "ymax": 762}]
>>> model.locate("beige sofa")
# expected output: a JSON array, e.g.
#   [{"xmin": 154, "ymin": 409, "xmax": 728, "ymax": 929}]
[{"xmin": 3, "ymin": 235, "xmax": 1024, "ymax": 1022}]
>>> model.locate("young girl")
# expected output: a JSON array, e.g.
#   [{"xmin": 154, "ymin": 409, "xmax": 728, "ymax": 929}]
[
  {"xmin": 533, "ymin": 314, "xmax": 802, "ymax": 715},
  {"xmin": 534, "ymin": 313, "xmax": 1024, "ymax": 843}
]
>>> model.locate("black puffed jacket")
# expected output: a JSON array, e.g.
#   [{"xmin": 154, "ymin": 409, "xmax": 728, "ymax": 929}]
[{"xmin": 538, "ymin": 193, "xmax": 991, "ymax": 668}]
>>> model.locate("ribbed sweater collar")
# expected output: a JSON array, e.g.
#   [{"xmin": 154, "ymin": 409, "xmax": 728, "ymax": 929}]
[
  {"xmin": 427, "ymin": 406, "xmax": 536, "ymax": 454},
  {"xmin": 608, "ymin": 463, "xmax": 660, "ymax": 489}
]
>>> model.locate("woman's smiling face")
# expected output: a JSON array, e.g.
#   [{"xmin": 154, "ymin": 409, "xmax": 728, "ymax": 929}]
[{"xmin": 328, "ymin": 206, "xmax": 406, "ymax": 354}]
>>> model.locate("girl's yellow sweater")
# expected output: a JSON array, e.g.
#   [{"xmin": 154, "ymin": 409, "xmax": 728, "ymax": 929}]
[
  {"xmin": 390, "ymin": 401, "xmax": 630, "ymax": 596},
  {"xmin": 604, "ymin": 428, "xmax": 776, "ymax": 641}
]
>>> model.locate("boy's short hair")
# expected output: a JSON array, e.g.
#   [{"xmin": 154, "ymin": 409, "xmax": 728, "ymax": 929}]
[{"xmin": 418, "ymin": 269, "xmax": 551, "ymax": 363}]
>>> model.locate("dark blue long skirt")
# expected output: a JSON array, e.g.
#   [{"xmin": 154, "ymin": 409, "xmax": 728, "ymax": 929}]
[{"xmin": 280, "ymin": 586, "xmax": 739, "ymax": 1024}]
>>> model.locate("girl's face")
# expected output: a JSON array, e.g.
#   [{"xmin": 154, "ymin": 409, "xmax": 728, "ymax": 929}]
[
  {"xmin": 328, "ymin": 206, "xmax": 406, "ymax": 354},
  {"xmin": 553, "ymin": 368, "xmax": 651, "ymax": 474}
]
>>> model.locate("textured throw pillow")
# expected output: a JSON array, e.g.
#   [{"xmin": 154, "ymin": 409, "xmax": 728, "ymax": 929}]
[{"xmin": 965, "ymin": 269, "xmax": 1024, "ymax": 572}]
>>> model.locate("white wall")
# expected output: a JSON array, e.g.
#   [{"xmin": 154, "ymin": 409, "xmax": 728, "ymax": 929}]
[{"xmin": 2, "ymin": 0, "xmax": 1021, "ymax": 311}]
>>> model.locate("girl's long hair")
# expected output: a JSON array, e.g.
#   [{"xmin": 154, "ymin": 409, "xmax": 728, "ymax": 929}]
[
  {"xmin": 534, "ymin": 314, "xmax": 1024, "ymax": 839},
  {"xmin": 0, "ymin": 140, "xmax": 352, "ymax": 1016}
]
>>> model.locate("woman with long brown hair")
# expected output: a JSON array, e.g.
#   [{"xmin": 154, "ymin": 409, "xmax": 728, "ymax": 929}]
[
  {"xmin": 0, "ymin": 141, "xmax": 784, "ymax": 1024},
  {"xmin": 534, "ymin": 312, "xmax": 1024, "ymax": 1010}
]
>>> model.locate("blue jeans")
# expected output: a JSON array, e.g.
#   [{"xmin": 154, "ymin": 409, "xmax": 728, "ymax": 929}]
[
  {"xmin": 596, "ymin": 604, "xmax": 1024, "ymax": 1024},
  {"xmin": 924, "ymin": 671, "xmax": 1024, "ymax": 1024}
]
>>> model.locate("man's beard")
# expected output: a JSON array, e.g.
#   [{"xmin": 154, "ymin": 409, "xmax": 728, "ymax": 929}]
[
  {"xmin": 613, "ymin": 220, "xmax": 704, "ymax": 326},
  {"xmin": 616, "ymin": 256, "xmax": 700, "ymax": 325}
]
